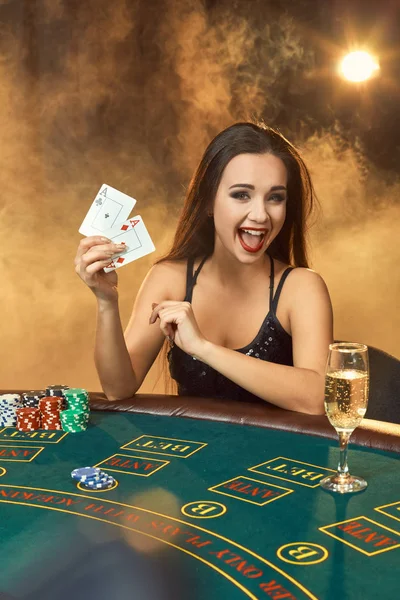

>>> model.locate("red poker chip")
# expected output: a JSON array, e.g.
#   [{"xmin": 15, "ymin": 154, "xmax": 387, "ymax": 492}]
[
  {"xmin": 40, "ymin": 397, "xmax": 63, "ymax": 403},
  {"xmin": 17, "ymin": 413, "xmax": 40, "ymax": 419},
  {"xmin": 16, "ymin": 410, "xmax": 40, "ymax": 418},
  {"xmin": 17, "ymin": 427, "xmax": 38, "ymax": 431}
]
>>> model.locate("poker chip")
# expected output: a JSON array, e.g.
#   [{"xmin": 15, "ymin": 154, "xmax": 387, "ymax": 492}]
[
  {"xmin": 71, "ymin": 467, "xmax": 116, "ymax": 490},
  {"xmin": 0, "ymin": 394, "xmax": 23, "ymax": 427},
  {"xmin": 60, "ymin": 408, "xmax": 88, "ymax": 432},
  {"xmin": 64, "ymin": 390, "xmax": 89, "ymax": 409},
  {"xmin": 64, "ymin": 388, "xmax": 88, "ymax": 397},
  {"xmin": 64, "ymin": 389, "xmax": 88, "ymax": 399},
  {"xmin": 45, "ymin": 385, "xmax": 69, "ymax": 410},
  {"xmin": 38, "ymin": 396, "xmax": 62, "ymax": 430},
  {"xmin": 61, "ymin": 388, "xmax": 90, "ymax": 432},
  {"xmin": 83, "ymin": 472, "xmax": 110, "ymax": 484},
  {"xmin": 16, "ymin": 407, "xmax": 40, "ymax": 431},
  {"xmin": 46, "ymin": 385, "xmax": 69, "ymax": 397},
  {"xmin": 80, "ymin": 475, "xmax": 116, "ymax": 490},
  {"xmin": 41, "ymin": 416, "xmax": 62, "ymax": 430},
  {"xmin": 39, "ymin": 397, "xmax": 64, "ymax": 413},
  {"xmin": 71, "ymin": 467, "xmax": 101, "ymax": 481},
  {"xmin": 22, "ymin": 390, "xmax": 46, "ymax": 409},
  {"xmin": 0, "ymin": 386, "xmax": 90, "ymax": 433}
]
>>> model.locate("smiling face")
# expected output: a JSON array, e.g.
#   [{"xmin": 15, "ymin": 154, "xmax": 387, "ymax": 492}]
[{"xmin": 212, "ymin": 153, "xmax": 288, "ymax": 263}]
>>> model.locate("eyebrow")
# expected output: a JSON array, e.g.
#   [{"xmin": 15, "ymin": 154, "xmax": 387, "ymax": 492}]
[{"xmin": 229, "ymin": 184, "xmax": 287, "ymax": 192}]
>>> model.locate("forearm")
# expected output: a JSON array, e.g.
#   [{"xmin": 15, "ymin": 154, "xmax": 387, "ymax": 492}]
[
  {"xmin": 94, "ymin": 300, "xmax": 138, "ymax": 400},
  {"xmin": 196, "ymin": 341, "xmax": 325, "ymax": 414}
]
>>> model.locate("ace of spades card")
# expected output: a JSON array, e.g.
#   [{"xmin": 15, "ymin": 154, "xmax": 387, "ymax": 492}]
[{"xmin": 79, "ymin": 184, "xmax": 155, "ymax": 271}]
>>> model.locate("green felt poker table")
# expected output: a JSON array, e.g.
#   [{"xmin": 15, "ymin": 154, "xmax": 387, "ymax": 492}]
[{"xmin": 0, "ymin": 392, "xmax": 400, "ymax": 600}]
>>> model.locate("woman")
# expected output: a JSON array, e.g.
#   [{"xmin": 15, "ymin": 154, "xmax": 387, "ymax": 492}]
[{"xmin": 75, "ymin": 122, "xmax": 333, "ymax": 413}]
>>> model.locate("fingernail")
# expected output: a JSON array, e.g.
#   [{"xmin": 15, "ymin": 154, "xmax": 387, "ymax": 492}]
[
  {"xmin": 101, "ymin": 237, "xmax": 111, "ymax": 242},
  {"xmin": 116, "ymin": 244, "xmax": 128, "ymax": 250}
]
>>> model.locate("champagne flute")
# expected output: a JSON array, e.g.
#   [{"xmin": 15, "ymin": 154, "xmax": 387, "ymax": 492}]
[{"xmin": 320, "ymin": 342, "xmax": 369, "ymax": 494}]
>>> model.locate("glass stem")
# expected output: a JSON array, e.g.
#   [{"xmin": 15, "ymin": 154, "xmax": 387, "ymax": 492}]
[{"xmin": 337, "ymin": 432, "xmax": 351, "ymax": 478}]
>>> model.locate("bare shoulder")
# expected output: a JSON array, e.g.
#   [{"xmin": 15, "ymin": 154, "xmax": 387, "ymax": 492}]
[
  {"xmin": 283, "ymin": 267, "xmax": 333, "ymax": 326},
  {"xmin": 272, "ymin": 258, "xmax": 328, "ymax": 294},
  {"xmin": 286, "ymin": 267, "xmax": 330, "ymax": 297},
  {"xmin": 142, "ymin": 259, "xmax": 187, "ymax": 301}
]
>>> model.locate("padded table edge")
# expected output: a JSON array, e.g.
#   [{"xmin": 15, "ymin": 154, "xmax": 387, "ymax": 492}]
[
  {"xmin": 2, "ymin": 391, "xmax": 399, "ymax": 454},
  {"xmin": 88, "ymin": 393, "xmax": 400, "ymax": 454}
]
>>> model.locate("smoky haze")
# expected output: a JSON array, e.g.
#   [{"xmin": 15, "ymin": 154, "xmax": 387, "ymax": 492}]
[{"xmin": 0, "ymin": 0, "xmax": 398, "ymax": 393}]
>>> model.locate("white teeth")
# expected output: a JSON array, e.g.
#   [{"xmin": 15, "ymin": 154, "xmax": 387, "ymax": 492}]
[{"xmin": 240, "ymin": 229, "xmax": 265, "ymax": 236}]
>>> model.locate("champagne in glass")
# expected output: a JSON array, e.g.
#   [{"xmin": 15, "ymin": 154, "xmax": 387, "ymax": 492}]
[{"xmin": 320, "ymin": 343, "xmax": 369, "ymax": 494}]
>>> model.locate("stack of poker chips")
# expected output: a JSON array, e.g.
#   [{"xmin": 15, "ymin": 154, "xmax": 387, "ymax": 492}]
[
  {"xmin": 0, "ymin": 394, "xmax": 22, "ymax": 427},
  {"xmin": 22, "ymin": 390, "xmax": 46, "ymax": 409},
  {"xmin": 60, "ymin": 388, "xmax": 90, "ymax": 433},
  {"xmin": 71, "ymin": 467, "xmax": 116, "ymax": 490},
  {"xmin": 39, "ymin": 396, "xmax": 63, "ymax": 430},
  {"xmin": 46, "ymin": 385, "xmax": 70, "ymax": 408},
  {"xmin": 16, "ymin": 407, "xmax": 41, "ymax": 431}
]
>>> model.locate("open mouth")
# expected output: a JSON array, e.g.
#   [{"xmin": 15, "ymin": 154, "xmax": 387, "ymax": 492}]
[{"xmin": 237, "ymin": 228, "xmax": 267, "ymax": 253}]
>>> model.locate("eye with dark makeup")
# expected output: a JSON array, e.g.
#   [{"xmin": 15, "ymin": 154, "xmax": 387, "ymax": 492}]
[
  {"xmin": 269, "ymin": 194, "xmax": 286, "ymax": 203},
  {"xmin": 230, "ymin": 191, "xmax": 250, "ymax": 200},
  {"xmin": 230, "ymin": 191, "xmax": 286, "ymax": 202}
]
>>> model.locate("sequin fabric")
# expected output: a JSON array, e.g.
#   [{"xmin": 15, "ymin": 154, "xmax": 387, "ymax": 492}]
[{"xmin": 168, "ymin": 255, "xmax": 294, "ymax": 403}]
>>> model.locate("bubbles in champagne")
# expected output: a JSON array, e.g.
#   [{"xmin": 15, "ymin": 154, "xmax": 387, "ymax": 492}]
[{"xmin": 324, "ymin": 370, "xmax": 369, "ymax": 433}]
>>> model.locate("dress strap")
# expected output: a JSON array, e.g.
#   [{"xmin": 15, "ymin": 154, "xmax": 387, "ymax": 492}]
[
  {"xmin": 268, "ymin": 254, "xmax": 275, "ymax": 309},
  {"xmin": 185, "ymin": 256, "xmax": 208, "ymax": 302},
  {"xmin": 271, "ymin": 267, "xmax": 294, "ymax": 314}
]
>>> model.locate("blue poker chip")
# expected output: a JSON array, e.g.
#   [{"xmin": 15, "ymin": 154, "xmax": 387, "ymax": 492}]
[
  {"xmin": 81, "ymin": 472, "xmax": 109, "ymax": 484},
  {"xmin": 81, "ymin": 475, "xmax": 116, "ymax": 489},
  {"xmin": 71, "ymin": 467, "xmax": 101, "ymax": 481},
  {"xmin": 81, "ymin": 472, "xmax": 112, "ymax": 485}
]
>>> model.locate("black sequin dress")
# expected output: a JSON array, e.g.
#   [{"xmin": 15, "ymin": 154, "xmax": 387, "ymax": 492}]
[{"xmin": 168, "ymin": 255, "xmax": 294, "ymax": 402}]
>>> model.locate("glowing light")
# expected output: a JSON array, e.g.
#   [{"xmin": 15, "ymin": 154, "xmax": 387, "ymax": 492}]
[{"xmin": 340, "ymin": 51, "xmax": 379, "ymax": 82}]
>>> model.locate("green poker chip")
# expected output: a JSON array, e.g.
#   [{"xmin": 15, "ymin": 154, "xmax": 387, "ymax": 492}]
[{"xmin": 60, "ymin": 407, "xmax": 89, "ymax": 432}]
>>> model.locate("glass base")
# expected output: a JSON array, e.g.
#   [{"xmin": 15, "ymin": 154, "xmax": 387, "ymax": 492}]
[{"xmin": 320, "ymin": 473, "xmax": 367, "ymax": 494}]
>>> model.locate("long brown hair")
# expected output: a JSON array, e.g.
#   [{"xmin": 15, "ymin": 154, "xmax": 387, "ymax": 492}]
[
  {"xmin": 153, "ymin": 121, "xmax": 318, "ymax": 393},
  {"xmin": 157, "ymin": 121, "xmax": 317, "ymax": 268}
]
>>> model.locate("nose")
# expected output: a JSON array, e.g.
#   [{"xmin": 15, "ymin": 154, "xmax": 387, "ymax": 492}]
[{"xmin": 248, "ymin": 198, "xmax": 269, "ymax": 224}]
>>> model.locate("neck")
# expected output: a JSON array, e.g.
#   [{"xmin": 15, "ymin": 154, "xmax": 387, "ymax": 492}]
[{"xmin": 207, "ymin": 243, "xmax": 270, "ymax": 288}]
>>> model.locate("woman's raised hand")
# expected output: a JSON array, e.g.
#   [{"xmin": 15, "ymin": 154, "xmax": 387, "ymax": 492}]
[
  {"xmin": 74, "ymin": 236, "xmax": 127, "ymax": 302},
  {"xmin": 149, "ymin": 301, "xmax": 208, "ymax": 359}
]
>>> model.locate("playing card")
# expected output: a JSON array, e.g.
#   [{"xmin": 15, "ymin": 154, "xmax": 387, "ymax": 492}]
[
  {"xmin": 103, "ymin": 216, "xmax": 156, "ymax": 272},
  {"xmin": 79, "ymin": 184, "xmax": 136, "ymax": 236}
]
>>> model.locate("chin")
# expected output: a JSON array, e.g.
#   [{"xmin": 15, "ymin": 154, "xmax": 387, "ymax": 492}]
[{"xmin": 234, "ymin": 249, "xmax": 267, "ymax": 265}]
